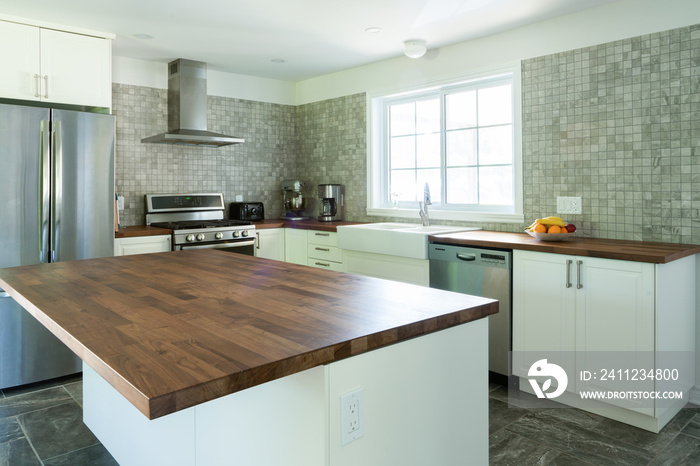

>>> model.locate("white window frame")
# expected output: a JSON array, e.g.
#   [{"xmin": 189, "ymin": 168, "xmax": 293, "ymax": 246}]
[{"xmin": 366, "ymin": 62, "xmax": 524, "ymax": 223}]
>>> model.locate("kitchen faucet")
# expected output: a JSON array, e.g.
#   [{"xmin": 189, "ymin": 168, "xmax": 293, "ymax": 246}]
[{"xmin": 418, "ymin": 182, "xmax": 431, "ymax": 226}]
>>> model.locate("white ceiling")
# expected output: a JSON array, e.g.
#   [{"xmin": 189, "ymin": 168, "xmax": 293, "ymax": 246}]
[{"xmin": 3, "ymin": 0, "xmax": 623, "ymax": 81}]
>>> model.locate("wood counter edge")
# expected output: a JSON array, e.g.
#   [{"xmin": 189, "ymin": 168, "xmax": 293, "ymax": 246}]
[
  {"xmin": 115, "ymin": 226, "xmax": 172, "ymax": 238},
  {"xmin": 146, "ymin": 299, "xmax": 498, "ymax": 419},
  {"xmin": 429, "ymin": 232, "xmax": 700, "ymax": 264}
]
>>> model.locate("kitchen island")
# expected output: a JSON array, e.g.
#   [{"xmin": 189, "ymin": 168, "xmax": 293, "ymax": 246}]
[{"xmin": 0, "ymin": 250, "xmax": 496, "ymax": 466}]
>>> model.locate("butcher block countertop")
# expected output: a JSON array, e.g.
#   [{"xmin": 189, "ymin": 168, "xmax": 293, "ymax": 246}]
[
  {"xmin": 115, "ymin": 220, "xmax": 363, "ymax": 238},
  {"xmin": 0, "ymin": 250, "xmax": 496, "ymax": 420},
  {"xmin": 430, "ymin": 230, "xmax": 700, "ymax": 264}
]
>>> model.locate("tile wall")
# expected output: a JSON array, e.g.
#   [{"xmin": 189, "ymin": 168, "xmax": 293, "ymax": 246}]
[
  {"xmin": 113, "ymin": 84, "xmax": 297, "ymax": 226},
  {"xmin": 114, "ymin": 23, "xmax": 700, "ymax": 244}
]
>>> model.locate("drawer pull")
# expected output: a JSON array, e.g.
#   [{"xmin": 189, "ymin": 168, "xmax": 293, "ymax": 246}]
[
  {"xmin": 315, "ymin": 262, "xmax": 330, "ymax": 267},
  {"xmin": 315, "ymin": 247, "xmax": 330, "ymax": 252},
  {"xmin": 314, "ymin": 232, "xmax": 330, "ymax": 237}
]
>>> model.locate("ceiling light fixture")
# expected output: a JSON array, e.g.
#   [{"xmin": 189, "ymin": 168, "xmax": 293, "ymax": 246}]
[
  {"xmin": 365, "ymin": 27, "xmax": 382, "ymax": 34},
  {"xmin": 403, "ymin": 39, "xmax": 427, "ymax": 59}
]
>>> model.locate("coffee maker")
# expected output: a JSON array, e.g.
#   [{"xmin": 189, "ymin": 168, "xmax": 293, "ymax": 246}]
[
  {"xmin": 281, "ymin": 180, "xmax": 308, "ymax": 220},
  {"xmin": 317, "ymin": 184, "xmax": 344, "ymax": 222}
]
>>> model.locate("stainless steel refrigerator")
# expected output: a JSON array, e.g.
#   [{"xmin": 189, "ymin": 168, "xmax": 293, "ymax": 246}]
[{"xmin": 0, "ymin": 103, "xmax": 115, "ymax": 389}]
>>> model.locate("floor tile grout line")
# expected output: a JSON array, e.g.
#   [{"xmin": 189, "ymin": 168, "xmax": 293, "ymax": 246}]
[{"xmin": 14, "ymin": 414, "xmax": 44, "ymax": 466}]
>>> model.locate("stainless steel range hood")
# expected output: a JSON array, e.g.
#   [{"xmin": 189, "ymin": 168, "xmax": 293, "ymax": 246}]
[{"xmin": 141, "ymin": 59, "xmax": 244, "ymax": 147}]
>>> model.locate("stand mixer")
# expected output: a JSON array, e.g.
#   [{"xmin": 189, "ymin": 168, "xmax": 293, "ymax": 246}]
[{"xmin": 280, "ymin": 180, "xmax": 308, "ymax": 220}]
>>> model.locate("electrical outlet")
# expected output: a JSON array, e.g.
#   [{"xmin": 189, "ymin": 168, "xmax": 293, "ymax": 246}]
[
  {"xmin": 557, "ymin": 196, "xmax": 582, "ymax": 215},
  {"xmin": 340, "ymin": 388, "xmax": 364, "ymax": 446},
  {"xmin": 235, "ymin": 195, "xmax": 243, "ymax": 202}
]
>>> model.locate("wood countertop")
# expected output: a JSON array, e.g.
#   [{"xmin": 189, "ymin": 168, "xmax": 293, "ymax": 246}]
[
  {"xmin": 0, "ymin": 250, "xmax": 496, "ymax": 420},
  {"xmin": 115, "ymin": 220, "xmax": 363, "ymax": 238},
  {"xmin": 115, "ymin": 226, "xmax": 172, "ymax": 238},
  {"xmin": 429, "ymin": 230, "xmax": 700, "ymax": 264}
]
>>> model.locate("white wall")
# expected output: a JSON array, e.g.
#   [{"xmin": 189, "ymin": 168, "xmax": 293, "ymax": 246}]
[
  {"xmin": 295, "ymin": 0, "xmax": 700, "ymax": 104},
  {"xmin": 112, "ymin": 56, "xmax": 297, "ymax": 106}
]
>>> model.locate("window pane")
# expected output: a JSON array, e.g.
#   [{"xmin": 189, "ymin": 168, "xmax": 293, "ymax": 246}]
[
  {"xmin": 478, "ymin": 84, "xmax": 512, "ymax": 126},
  {"xmin": 390, "ymin": 169, "xmax": 416, "ymax": 201},
  {"xmin": 390, "ymin": 135, "xmax": 415, "ymax": 169},
  {"xmin": 390, "ymin": 103, "xmax": 415, "ymax": 136},
  {"xmin": 479, "ymin": 125, "xmax": 513, "ymax": 165},
  {"xmin": 479, "ymin": 166, "xmax": 513, "ymax": 205},
  {"xmin": 416, "ymin": 133, "xmax": 440, "ymax": 168},
  {"xmin": 416, "ymin": 169, "xmax": 441, "ymax": 203},
  {"xmin": 446, "ymin": 167, "xmax": 477, "ymax": 204},
  {"xmin": 446, "ymin": 129, "xmax": 477, "ymax": 167},
  {"xmin": 446, "ymin": 90, "xmax": 476, "ymax": 130},
  {"xmin": 416, "ymin": 99, "xmax": 440, "ymax": 134}
]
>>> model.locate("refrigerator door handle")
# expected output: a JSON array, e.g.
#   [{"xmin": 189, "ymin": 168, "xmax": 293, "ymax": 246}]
[
  {"xmin": 51, "ymin": 121, "xmax": 63, "ymax": 263},
  {"xmin": 40, "ymin": 120, "xmax": 51, "ymax": 263}
]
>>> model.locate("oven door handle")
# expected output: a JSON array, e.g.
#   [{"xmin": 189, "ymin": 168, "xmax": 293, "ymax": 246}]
[{"xmin": 179, "ymin": 239, "xmax": 256, "ymax": 250}]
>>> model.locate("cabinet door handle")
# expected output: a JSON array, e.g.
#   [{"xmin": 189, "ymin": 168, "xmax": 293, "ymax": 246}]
[
  {"xmin": 566, "ymin": 260, "xmax": 573, "ymax": 288},
  {"xmin": 577, "ymin": 260, "xmax": 583, "ymax": 289},
  {"xmin": 34, "ymin": 74, "xmax": 41, "ymax": 97},
  {"xmin": 314, "ymin": 232, "xmax": 330, "ymax": 237},
  {"xmin": 43, "ymin": 75, "xmax": 49, "ymax": 98},
  {"xmin": 255, "ymin": 232, "xmax": 261, "ymax": 250},
  {"xmin": 315, "ymin": 247, "xmax": 329, "ymax": 252}
]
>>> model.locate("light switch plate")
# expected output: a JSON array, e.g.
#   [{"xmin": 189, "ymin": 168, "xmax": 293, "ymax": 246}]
[
  {"xmin": 235, "ymin": 195, "xmax": 243, "ymax": 202},
  {"xmin": 557, "ymin": 196, "xmax": 582, "ymax": 215}
]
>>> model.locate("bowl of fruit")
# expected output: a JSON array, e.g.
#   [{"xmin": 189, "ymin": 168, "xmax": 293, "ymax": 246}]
[{"xmin": 525, "ymin": 217, "xmax": 576, "ymax": 241}]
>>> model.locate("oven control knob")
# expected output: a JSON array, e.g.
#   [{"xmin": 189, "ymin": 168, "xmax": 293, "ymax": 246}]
[
  {"xmin": 242, "ymin": 230, "xmax": 249, "ymax": 237},
  {"xmin": 186, "ymin": 234, "xmax": 195, "ymax": 242},
  {"xmin": 196, "ymin": 233, "xmax": 205, "ymax": 241},
  {"xmin": 233, "ymin": 231, "xmax": 240, "ymax": 238},
  {"xmin": 215, "ymin": 232, "xmax": 223, "ymax": 240}
]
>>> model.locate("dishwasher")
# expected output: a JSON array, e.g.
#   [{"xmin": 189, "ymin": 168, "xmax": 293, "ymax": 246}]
[{"xmin": 429, "ymin": 243, "xmax": 512, "ymax": 382}]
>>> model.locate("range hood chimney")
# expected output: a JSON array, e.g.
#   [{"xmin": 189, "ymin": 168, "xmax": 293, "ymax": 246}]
[{"xmin": 141, "ymin": 59, "xmax": 244, "ymax": 147}]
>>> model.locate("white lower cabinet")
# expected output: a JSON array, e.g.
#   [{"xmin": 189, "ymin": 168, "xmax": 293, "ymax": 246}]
[
  {"xmin": 114, "ymin": 235, "xmax": 171, "ymax": 256},
  {"xmin": 307, "ymin": 230, "xmax": 344, "ymax": 272},
  {"xmin": 513, "ymin": 249, "xmax": 696, "ymax": 432},
  {"xmin": 344, "ymin": 250, "xmax": 429, "ymax": 286},
  {"xmin": 254, "ymin": 229, "xmax": 285, "ymax": 261},
  {"xmin": 284, "ymin": 228, "xmax": 308, "ymax": 265}
]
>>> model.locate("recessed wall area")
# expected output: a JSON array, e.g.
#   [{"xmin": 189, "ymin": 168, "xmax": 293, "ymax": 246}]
[{"xmin": 114, "ymin": 23, "xmax": 700, "ymax": 245}]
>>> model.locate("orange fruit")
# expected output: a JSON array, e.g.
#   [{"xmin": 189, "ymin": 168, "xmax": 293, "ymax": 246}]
[
  {"xmin": 533, "ymin": 223, "xmax": 547, "ymax": 233},
  {"xmin": 547, "ymin": 225, "xmax": 561, "ymax": 234}
]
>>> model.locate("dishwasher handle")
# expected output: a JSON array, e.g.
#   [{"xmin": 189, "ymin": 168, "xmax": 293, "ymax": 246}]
[{"xmin": 455, "ymin": 252, "xmax": 477, "ymax": 262}]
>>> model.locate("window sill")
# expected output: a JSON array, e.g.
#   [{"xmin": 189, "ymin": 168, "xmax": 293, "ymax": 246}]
[{"xmin": 366, "ymin": 208, "xmax": 524, "ymax": 224}]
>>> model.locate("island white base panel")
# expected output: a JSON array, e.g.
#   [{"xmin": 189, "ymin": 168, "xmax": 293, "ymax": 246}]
[{"xmin": 83, "ymin": 319, "xmax": 488, "ymax": 466}]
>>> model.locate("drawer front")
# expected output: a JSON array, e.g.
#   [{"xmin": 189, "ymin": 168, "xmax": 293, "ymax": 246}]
[
  {"xmin": 307, "ymin": 244, "xmax": 343, "ymax": 263},
  {"xmin": 308, "ymin": 230, "xmax": 337, "ymax": 247},
  {"xmin": 307, "ymin": 258, "xmax": 344, "ymax": 272}
]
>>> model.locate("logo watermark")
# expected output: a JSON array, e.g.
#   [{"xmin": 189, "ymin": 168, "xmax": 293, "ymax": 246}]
[{"xmin": 527, "ymin": 359, "xmax": 568, "ymax": 399}]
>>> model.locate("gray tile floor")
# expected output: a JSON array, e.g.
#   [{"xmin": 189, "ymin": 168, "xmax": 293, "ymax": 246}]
[
  {"xmin": 3, "ymin": 375, "xmax": 700, "ymax": 465},
  {"xmin": 489, "ymin": 382, "xmax": 700, "ymax": 465},
  {"xmin": 0, "ymin": 374, "xmax": 116, "ymax": 466}
]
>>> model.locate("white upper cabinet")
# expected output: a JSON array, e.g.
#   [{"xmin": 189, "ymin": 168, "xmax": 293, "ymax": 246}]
[
  {"xmin": 0, "ymin": 21, "xmax": 40, "ymax": 100},
  {"xmin": 0, "ymin": 20, "xmax": 111, "ymax": 108},
  {"xmin": 40, "ymin": 29, "xmax": 111, "ymax": 107}
]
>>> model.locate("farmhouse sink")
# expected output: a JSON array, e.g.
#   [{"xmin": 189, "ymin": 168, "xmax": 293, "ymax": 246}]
[{"xmin": 336, "ymin": 223, "xmax": 481, "ymax": 260}]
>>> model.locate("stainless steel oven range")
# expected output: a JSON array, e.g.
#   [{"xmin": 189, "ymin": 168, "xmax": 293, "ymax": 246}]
[{"xmin": 145, "ymin": 193, "xmax": 255, "ymax": 255}]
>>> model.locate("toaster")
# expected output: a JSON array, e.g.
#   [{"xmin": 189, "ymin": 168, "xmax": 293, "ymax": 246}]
[{"xmin": 229, "ymin": 202, "xmax": 264, "ymax": 221}]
